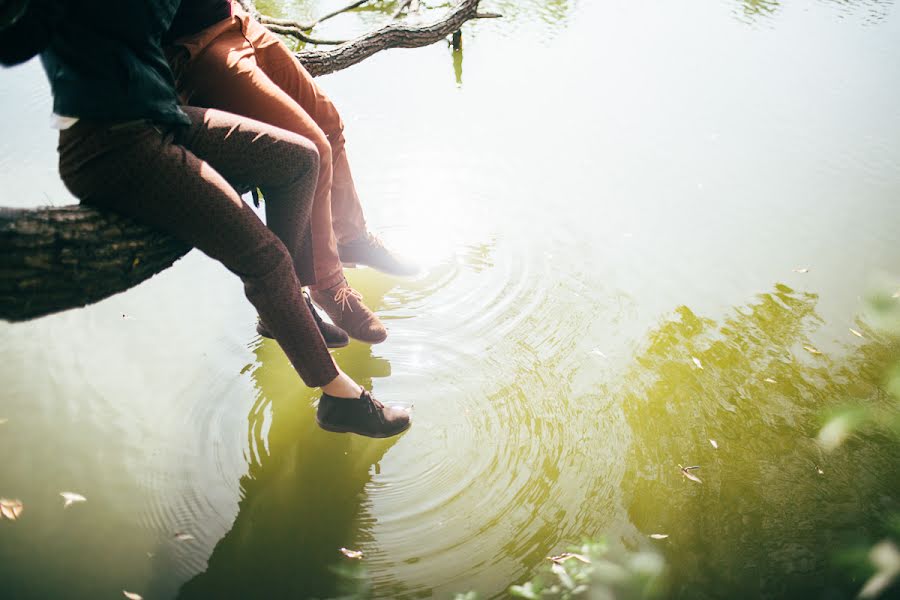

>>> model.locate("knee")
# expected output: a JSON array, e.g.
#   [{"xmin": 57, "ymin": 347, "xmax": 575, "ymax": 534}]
[
  {"xmin": 308, "ymin": 129, "xmax": 332, "ymax": 173},
  {"xmin": 286, "ymin": 134, "xmax": 321, "ymax": 181}
]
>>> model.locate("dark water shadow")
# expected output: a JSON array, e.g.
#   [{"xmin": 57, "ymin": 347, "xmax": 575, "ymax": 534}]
[{"xmin": 176, "ymin": 335, "xmax": 400, "ymax": 599}]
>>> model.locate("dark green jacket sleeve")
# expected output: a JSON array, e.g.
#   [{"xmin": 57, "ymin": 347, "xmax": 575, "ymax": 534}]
[{"xmin": 0, "ymin": 0, "xmax": 64, "ymax": 67}]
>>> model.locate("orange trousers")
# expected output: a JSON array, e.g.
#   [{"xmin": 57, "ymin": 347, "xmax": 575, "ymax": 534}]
[{"xmin": 166, "ymin": 2, "xmax": 367, "ymax": 291}]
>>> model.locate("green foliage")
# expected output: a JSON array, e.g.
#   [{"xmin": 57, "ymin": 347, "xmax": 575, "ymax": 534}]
[{"xmin": 508, "ymin": 541, "xmax": 666, "ymax": 600}]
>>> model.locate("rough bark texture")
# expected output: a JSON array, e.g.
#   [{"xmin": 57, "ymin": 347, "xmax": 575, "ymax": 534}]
[
  {"xmin": 0, "ymin": 206, "xmax": 191, "ymax": 321},
  {"xmin": 297, "ymin": 0, "xmax": 477, "ymax": 77},
  {"xmin": 1, "ymin": 0, "xmax": 480, "ymax": 323}
]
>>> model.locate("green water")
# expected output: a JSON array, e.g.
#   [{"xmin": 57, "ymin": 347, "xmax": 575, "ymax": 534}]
[{"xmin": 1, "ymin": 1, "xmax": 899, "ymax": 598}]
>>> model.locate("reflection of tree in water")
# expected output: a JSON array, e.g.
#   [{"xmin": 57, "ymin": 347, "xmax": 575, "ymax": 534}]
[
  {"xmin": 735, "ymin": 0, "xmax": 895, "ymax": 24},
  {"xmin": 176, "ymin": 340, "xmax": 399, "ymax": 599},
  {"xmin": 618, "ymin": 284, "xmax": 900, "ymax": 598},
  {"xmin": 488, "ymin": 0, "xmax": 575, "ymax": 26}
]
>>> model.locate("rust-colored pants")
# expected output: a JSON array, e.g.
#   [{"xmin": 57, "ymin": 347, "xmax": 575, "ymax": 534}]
[
  {"xmin": 57, "ymin": 107, "xmax": 339, "ymax": 388},
  {"xmin": 167, "ymin": 3, "xmax": 367, "ymax": 291}
]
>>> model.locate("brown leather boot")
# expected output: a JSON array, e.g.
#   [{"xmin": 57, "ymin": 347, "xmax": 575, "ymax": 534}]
[
  {"xmin": 310, "ymin": 278, "xmax": 387, "ymax": 344},
  {"xmin": 338, "ymin": 232, "xmax": 419, "ymax": 276},
  {"xmin": 317, "ymin": 389, "xmax": 410, "ymax": 438}
]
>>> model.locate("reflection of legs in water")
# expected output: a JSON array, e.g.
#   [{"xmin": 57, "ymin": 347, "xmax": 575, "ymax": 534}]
[
  {"xmin": 57, "ymin": 107, "xmax": 408, "ymax": 437},
  {"xmin": 177, "ymin": 344, "xmax": 401, "ymax": 599}
]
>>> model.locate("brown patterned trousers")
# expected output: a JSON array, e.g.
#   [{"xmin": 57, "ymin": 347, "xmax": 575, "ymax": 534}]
[{"xmin": 57, "ymin": 106, "xmax": 339, "ymax": 388}]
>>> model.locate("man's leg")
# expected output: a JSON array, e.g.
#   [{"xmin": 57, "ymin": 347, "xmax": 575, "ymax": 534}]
[{"xmin": 57, "ymin": 109, "xmax": 337, "ymax": 388}]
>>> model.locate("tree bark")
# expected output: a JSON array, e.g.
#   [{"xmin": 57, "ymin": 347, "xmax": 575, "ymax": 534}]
[{"xmin": 0, "ymin": 0, "xmax": 480, "ymax": 323}]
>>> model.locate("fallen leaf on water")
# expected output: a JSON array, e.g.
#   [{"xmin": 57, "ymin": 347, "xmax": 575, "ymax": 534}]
[
  {"xmin": 548, "ymin": 552, "xmax": 591, "ymax": 564},
  {"xmin": 679, "ymin": 464, "xmax": 703, "ymax": 484},
  {"xmin": 803, "ymin": 345, "xmax": 821, "ymax": 355},
  {"xmin": 60, "ymin": 492, "xmax": 86, "ymax": 508},
  {"xmin": 0, "ymin": 498, "xmax": 23, "ymax": 520},
  {"xmin": 793, "ymin": 267, "xmax": 810, "ymax": 273},
  {"xmin": 174, "ymin": 532, "xmax": 195, "ymax": 542},
  {"xmin": 340, "ymin": 547, "xmax": 363, "ymax": 559},
  {"xmin": 709, "ymin": 439, "xmax": 718, "ymax": 449},
  {"xmin": 816, "ymin": 467, "xmax": 824, "ymax": 475},
  {"xmin": 849, "ymin": 328, "xmax": 864, "ymax": 338},
  {"xmin": 590, "ymin": 348, "xmax": 607, "ymax": 359},
  {"xmin": 763, "ymin": 377, "xmax": 777, "ymax": 384},
  {"xmin": 692, "ymin": 357, "xmax": 704, "ymax": 370},
  {"xmin": 650, "ymin": 534, "xmax": 669, "ymax": 540},
  {"xmin": 123, "ymin": 591, "xmax": 143, "ymax": 600}
]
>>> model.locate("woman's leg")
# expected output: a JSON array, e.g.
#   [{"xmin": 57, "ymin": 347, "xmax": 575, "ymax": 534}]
[
  {"xmin": 237, "ymin": 10, "xmax": 367, "ymax": 245},
  {"xmin": 171, "ymin": 21, "xmax": 389, "ymax": 343}
]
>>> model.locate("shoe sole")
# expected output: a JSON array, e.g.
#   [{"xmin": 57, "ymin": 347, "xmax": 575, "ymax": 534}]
[{"xmin": 316, "ymin": 418, "xmax": 412, "ymax": 439}]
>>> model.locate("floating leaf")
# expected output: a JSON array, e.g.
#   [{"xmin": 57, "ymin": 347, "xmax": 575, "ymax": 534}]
[
  {"xmin": 590, "ymin": 348, "xmax": 607, "ymax": 359},
  {"xmin": 60, "ymin": 492, "xmax": 86, "ymax": 508},
  {"xmin": 649, "ymin": 534, "xmax": 669, "ymax": 540},
  {"xmin": 849, "ymin": 328, "xmax": 864, "ymax": 338},
  {"xmin": 0, "ymin": 498, "xmax": 23, "ymax": 521},
  {"xmin": 816, "ymin": 467, "xmax": 824, "ymax": 475},
  {"xmin": 340, "ymin": 547, "xmax": 363, "ymax": 559},
  {"xmin": 123, "ymin": 591, "xmax": 143, "ymax": 600},
  {"xmin": 174, "ymin": 532, "xmax": 195, "ymax": 542},
  {"xmin": 548, "ymin": 552, "xmax": 591, "ymax": 564},
  {"xmin": 803, "ymin": 345, "xmax": 821, "ymax": 355},
  {"xmin": 763, "ymin": 377, "xmax": 777, "ymax": 384},
  {"xmin": 709, "ymin": 439, "xmax": 718, "ymax": 449},
  {"xmin": 793, "ymin": 267, "xmax": 810, "ymax": 273},
  {"xmin": 678, "ymin": 464, "xmax": 702, "ymax": 484},
  {"xmin": 692, "ymin": 357, "xmax": 703, "ymax": 370}
]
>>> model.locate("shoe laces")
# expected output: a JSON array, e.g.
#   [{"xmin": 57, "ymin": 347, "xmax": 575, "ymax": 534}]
[
  {"xmin": 360, "ymin": 390, "xmax": 386, "ymax": 421},
  {"xmin": 333, "ymin": 285, "xmax": 363, "ymax": 312}
]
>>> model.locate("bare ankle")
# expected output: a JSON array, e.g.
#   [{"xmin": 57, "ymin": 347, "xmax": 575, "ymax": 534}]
[{"xmin": 321, "ymin": 371, "xmax": 363, "ymax": 399}]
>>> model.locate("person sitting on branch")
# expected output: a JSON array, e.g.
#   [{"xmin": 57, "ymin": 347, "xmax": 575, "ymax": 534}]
[{"xmin": 0, "ymin": 0, "xmax": 411, "ymax": 439}]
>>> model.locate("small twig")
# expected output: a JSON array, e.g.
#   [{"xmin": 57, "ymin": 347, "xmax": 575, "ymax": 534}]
[
  {"xmin": 264, "ymin": 23, "xmax": 347, "ymax": 45},
  {"xmin": 393, "ymin": 0, "xmax": 413, "ymax": 19},
  {"xmin": 315, "ymin": 0, "xmax": 373, "ymax": 26},
  {"xmin": 475, "ymin": 11, "xmax": 502, "ymax": 18},
  {"xmin": 259, "ymin": 0, "xmax": 373, "ymax": 32}
]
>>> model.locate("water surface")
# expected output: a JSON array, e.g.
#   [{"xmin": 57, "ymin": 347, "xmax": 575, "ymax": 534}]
[{"xmin": 1, "ymin": 0, "xmax": 899, "ymax": 598}]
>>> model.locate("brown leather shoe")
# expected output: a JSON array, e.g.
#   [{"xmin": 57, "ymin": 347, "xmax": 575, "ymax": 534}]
[
  {"xmin": 338, "ymin": 232, "xmax": 419, "ymax": 277},
  {"xmin": 257, "ymin": 291, "xmax": 349, "ymax": 349},
  {"xmin": 317, "ymin": 389, "xmax": 411, "ymax": 438},
  {"xmin": 310, "ymin": 279, "xmax": 387, "ymax": 344}
]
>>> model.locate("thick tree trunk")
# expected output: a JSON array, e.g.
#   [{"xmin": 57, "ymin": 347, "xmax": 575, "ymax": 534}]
[
  {"xmin": 0, "ymin": 206, "xmax": 190, "ymax": 322},
  {"xmin": 0, "ymin": 0, "xmax": 481, "ymax": 323}
]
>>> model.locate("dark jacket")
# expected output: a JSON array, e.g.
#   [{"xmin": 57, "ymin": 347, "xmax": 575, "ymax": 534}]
[{"xmin": 0, "ymin": 0, "xmax": 189, "ymax": 126}]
